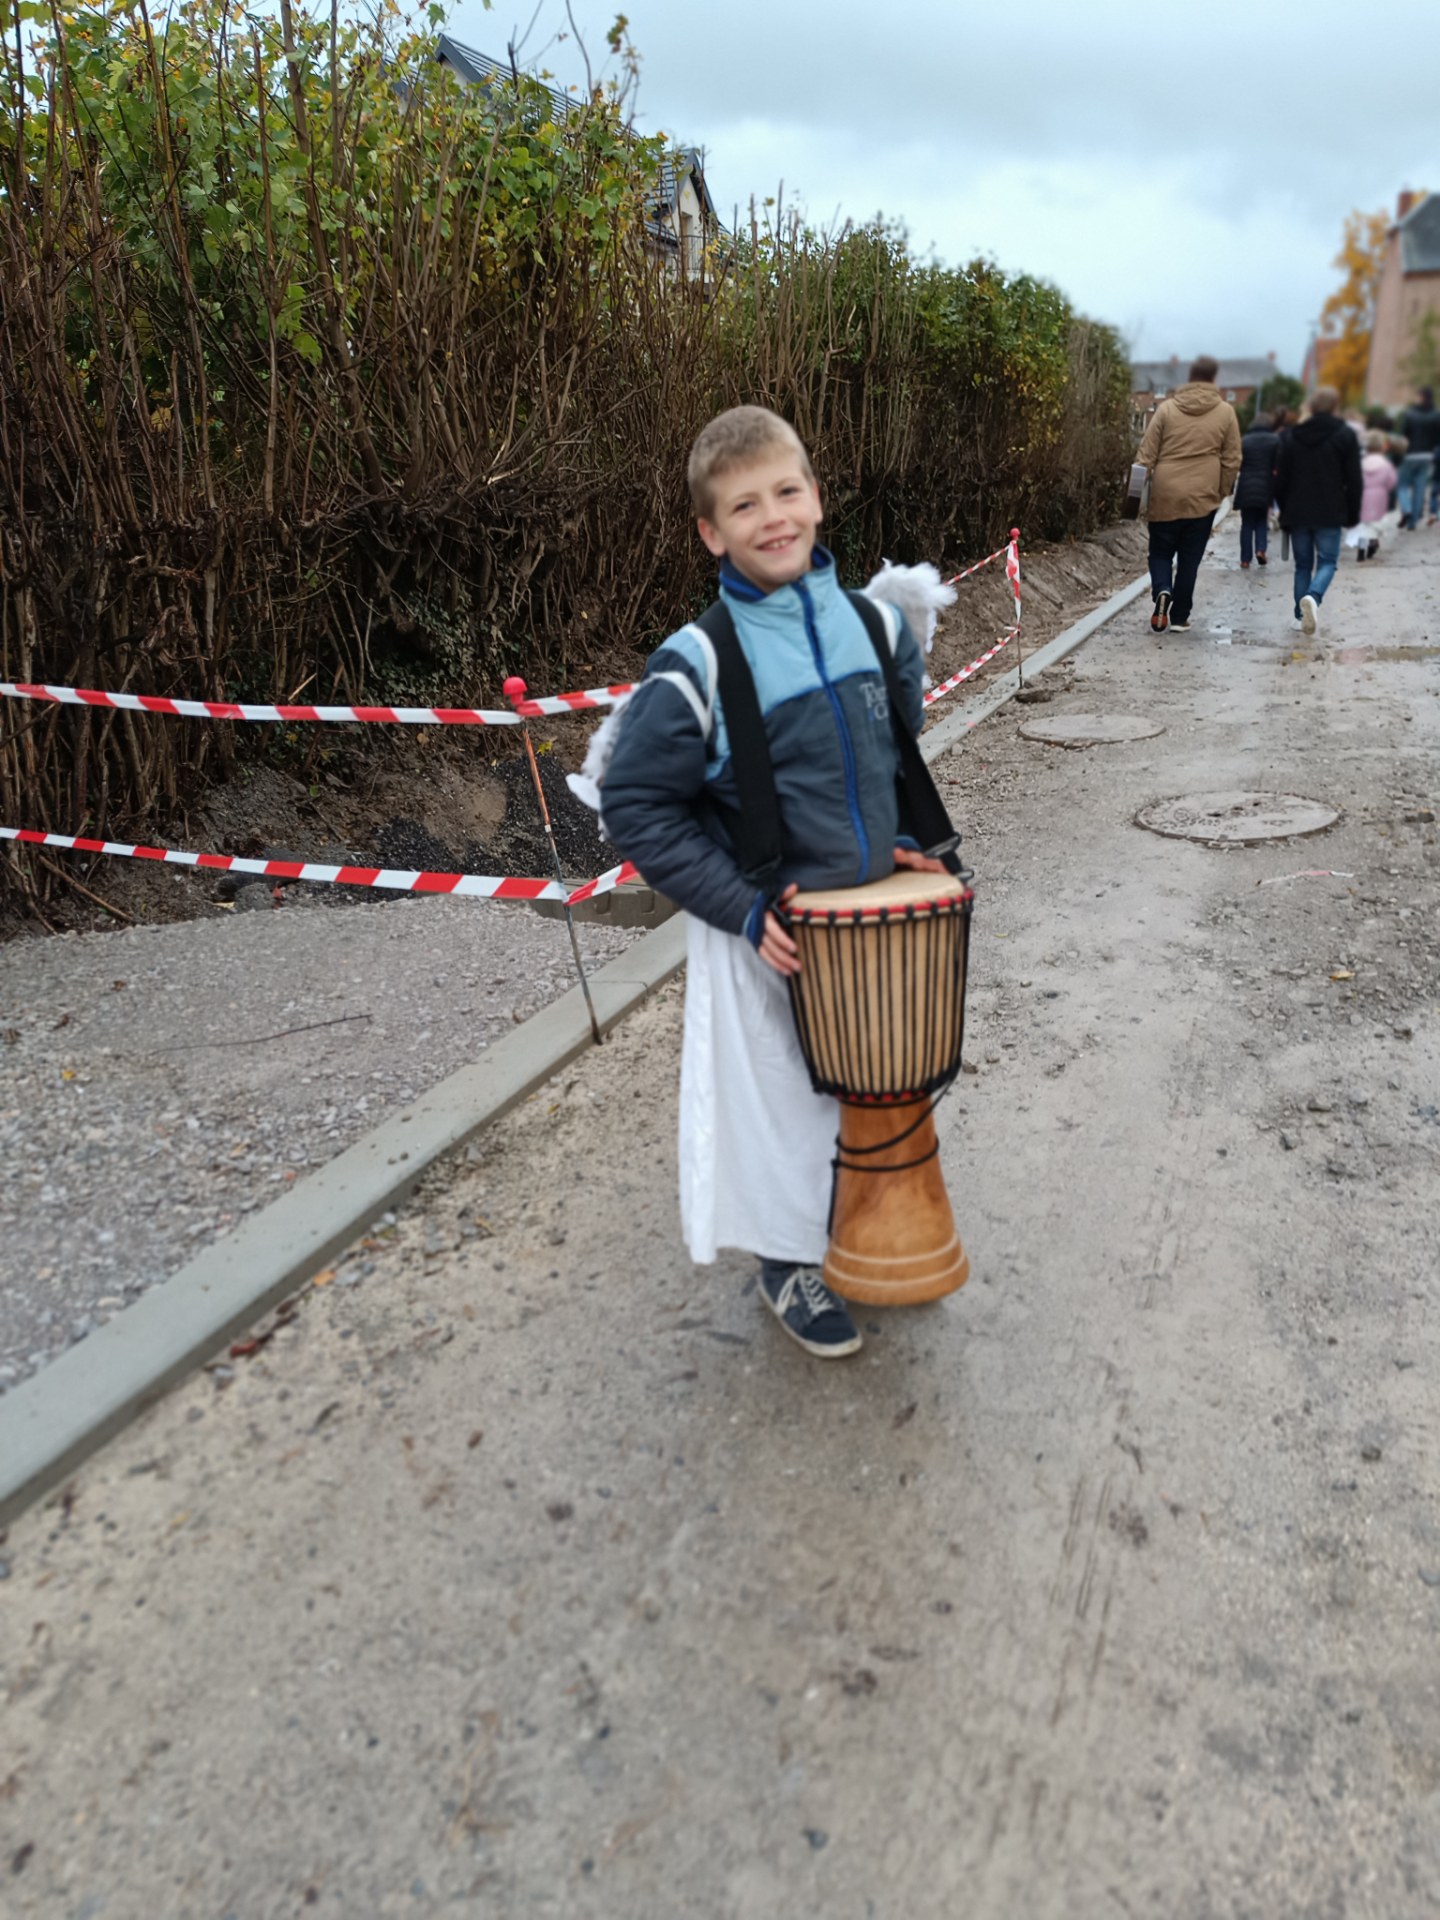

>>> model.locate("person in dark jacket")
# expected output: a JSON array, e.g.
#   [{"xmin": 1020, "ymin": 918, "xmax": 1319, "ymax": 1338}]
[
  {"xmin": 1234, "ymin": 412, "xmax": 1279, "ymax": 568},
  {"xmin": 1274, "ymin": 387, "xmax": 1363, "ymax": 636},
  {"xmin": 1396, "ymin": 386, "xmax": 1440, "ymax": 528}
]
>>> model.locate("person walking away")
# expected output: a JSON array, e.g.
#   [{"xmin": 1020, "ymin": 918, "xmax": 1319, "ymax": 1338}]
[
  {"xmin": 1136, "ymin": 355, "xmax": 1242, "ymax": 632},
  {"xmin": 1395, "ymin": 386, "xmax": 1440, "ymax": 528},
  {"xmin": 1234, "ymin": 410, "xmax": 1280, "ymax": 568},
  {"xmin": 1273, "ymin": 386, "xmax": 1362, "ymax": 636},
  {"xmin": 1348, "ymin": 431, "xmax": 1397, "ymax": 561}
]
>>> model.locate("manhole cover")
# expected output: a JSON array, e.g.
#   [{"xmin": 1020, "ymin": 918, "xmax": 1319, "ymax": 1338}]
[
  {"xmin": 1020, "ymin": 712, "xmax": 1165, "ymax": 748},
  {"xmin": 1135, "ymin": 791, "xmax": 1340, "ymax": 846}
]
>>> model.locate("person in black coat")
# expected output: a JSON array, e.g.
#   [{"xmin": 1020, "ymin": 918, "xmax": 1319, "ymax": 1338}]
[
  {"xmin": 1234, "ymin": 412, "xmax": 1279, "ymax": 568},
  {"xmin": 1274, "ymin": 387, "xmax": 1363, "ymax": 636}
]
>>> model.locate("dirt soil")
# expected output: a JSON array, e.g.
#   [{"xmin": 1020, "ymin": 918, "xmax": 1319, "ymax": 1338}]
[
  {"xmin": 2, "ymin": 523, "xmax": 1438, "ymax": 1916},
  {"xmin": 1, "ymin": 526, "xmax": 1148, "ymax": 940}
]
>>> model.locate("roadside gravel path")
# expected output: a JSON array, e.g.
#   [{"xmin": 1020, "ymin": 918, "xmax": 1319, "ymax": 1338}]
[{"xmin": 0, "ymin": 898, "xmax": 638, "ymax": 1390}]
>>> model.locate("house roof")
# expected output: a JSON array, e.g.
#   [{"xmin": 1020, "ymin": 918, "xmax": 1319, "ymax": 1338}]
[
  {"xmin": 657, "ymin": 149, "xmax": 720, "ymax": 227},
  {"xmin": 1130, "ymin": 357, "xmax": 1283, "ymax": 395},
  {"xmin": 1398, "ymin": 192, "xmax": 1440, "ymax": 274},
  {"xmin": 434, "ymin": 33, "xmax": 718, "ymax": 240},
  {"xmin": 435, "ymin": 34, "xmax": 575, "ymax": 123}
]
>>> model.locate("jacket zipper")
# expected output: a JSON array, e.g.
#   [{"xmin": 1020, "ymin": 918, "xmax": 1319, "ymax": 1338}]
[{"xmin": 797, "ymin": 577, "xmax": 869, "ymax": 882}]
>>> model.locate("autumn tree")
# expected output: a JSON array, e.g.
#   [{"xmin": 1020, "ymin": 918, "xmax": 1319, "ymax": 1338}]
[{"xmin": 1319, "ymin": 206, "xmax": 1390, "ymax": 403}]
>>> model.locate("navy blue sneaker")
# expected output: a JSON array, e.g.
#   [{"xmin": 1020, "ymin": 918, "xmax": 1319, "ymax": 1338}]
[{"xmin": 758, "ymin": 1265, "xmax": 862, "ymax": 1359}]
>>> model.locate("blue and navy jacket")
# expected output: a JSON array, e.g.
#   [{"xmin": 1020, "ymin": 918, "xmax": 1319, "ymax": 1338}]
[{"xmin": 600, "ymin": 547, "xmax": 926, "ymax": 943}]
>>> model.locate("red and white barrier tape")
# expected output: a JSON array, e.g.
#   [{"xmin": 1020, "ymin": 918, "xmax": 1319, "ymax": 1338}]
[
  {"xmin": 566, "ymin": 860, "xmax": 640, "ymax": 904},
  {"xmin": 0, "ymin": 827, "xmax": 569, "ymax": 901},
  {"xmin": 922, "ymin": 627, "xmax": 1018, "ymax": 705},
  {"xmin": 0, "ymin": 683, "xmax": 522, "ymax": 728},
  {"xmin": 509, "ymin": 683, "xmax": 635, "ymax": 718},
  {"xmin": 946, "ymin": 534, "xmax": 1011, "ymax": 586}
]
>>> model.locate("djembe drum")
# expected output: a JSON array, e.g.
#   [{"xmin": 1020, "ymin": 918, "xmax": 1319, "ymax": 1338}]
[{"xmin": 780, "ymin": 868, "xmax": 973, "ymax": 1307}]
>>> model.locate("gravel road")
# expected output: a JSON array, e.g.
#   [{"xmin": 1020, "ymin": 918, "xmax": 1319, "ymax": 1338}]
[
  {"xmin": 2, "ymin": 527, "xmax": 1439, "ymax": 1917},
  {"xmin": 0, "ymin": 898, "xmax": 639, "ymax": 1389}
]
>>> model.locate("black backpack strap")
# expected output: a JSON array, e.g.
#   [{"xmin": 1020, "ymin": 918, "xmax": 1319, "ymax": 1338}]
[
  {"xmin": 694, "ymin": 599, "xmax": 784, "ymax": 894},
  {"xmin": 845, "ymin": 590, "xmax": 965, "ymax": 873}
]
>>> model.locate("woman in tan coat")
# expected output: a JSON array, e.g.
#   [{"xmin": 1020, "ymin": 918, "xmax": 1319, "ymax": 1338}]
[{"xmin": 1136, "ymin": 356, "xmax": 1243, "ymax": 632}]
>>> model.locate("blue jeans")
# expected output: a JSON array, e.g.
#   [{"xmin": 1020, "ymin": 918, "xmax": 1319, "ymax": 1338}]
[
  {"xmin": 1239, "ymin": 507, "xmax": 1269, "ymax": 563},
  {"xmin": 1397, "ymin": 451, "xmax": 1433, "ymax": 524},
  {"xmin": 1291, "ymin": 527, "xmax": 1341, "ymax": 615}
]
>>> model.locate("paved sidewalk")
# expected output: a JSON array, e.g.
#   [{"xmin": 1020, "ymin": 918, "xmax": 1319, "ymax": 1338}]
[{"xmin": 3, "ymin": 527, "xmax": 1438, "ymax": 1919}]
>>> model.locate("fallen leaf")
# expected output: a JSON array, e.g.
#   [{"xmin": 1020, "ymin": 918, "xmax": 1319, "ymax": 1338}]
[
  {"xmin": 467, "ymin": 1429, "xmax": 484, "ymax": 1449},
  {"xmin": 311, "ymin": 1268, "xmax": 336, "ymax": 1288},
  {"xmin": 893, "ymin": 1402, "xmax": 918, "ymax": 1430},
  {"xmin": 1330, "ymin": 969, "xmax": 1354, "ymax": 982}
]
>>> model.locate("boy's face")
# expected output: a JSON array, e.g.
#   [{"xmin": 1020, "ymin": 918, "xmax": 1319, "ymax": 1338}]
[{"xmin": 697, "ymin": 450, "xmax": 824, "ymax": 593}]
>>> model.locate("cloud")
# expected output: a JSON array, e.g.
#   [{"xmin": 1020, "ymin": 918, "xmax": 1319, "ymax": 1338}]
[{"xmin": 448, "ymin": 0, "xmax": 1440, "ymax": 365}]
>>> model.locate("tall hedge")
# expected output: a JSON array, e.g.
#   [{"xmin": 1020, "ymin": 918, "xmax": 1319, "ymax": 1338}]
[{"xmin": 0, "ymin": 0, "xmax": 1131, "ymax": 871}]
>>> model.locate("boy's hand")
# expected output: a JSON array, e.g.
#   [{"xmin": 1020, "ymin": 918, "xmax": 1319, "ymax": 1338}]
[
  {"xmin": 892, "ymin": 845, "xmax": 950, "ymax": 876},
  {"xmin": 757, "ymin": 884, "xmax": 801, "ymax": 975}
]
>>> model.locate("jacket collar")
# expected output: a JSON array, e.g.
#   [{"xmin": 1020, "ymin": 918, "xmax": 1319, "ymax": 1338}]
[{"xmin": 718, "ymin": 544, "xmax": 837, "ymax": 606}]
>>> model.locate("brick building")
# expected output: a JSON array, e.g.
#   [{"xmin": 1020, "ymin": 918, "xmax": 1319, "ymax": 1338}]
[{"xmin": 1366, "ymin": 191, "xmax": 1440, "ymax": 409}]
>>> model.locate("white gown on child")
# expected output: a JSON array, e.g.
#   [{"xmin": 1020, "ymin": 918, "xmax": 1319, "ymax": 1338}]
[{"xmin": 680, "ymin": 914, "xmax": 839, "ymax": 1267}]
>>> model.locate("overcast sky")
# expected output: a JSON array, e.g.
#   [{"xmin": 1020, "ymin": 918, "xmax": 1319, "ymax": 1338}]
[{"xmin": 445, "ymin": 0, "xmax": 1439, "ymax": 374}]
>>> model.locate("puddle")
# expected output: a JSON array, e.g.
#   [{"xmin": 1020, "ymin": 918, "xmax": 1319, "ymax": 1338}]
[
  {"xmin": 1217, "ymin": 641, "xmax": 1440, "ymax": 665},
  {"xmin": 1328, "ymin": 645, "xmax": 1440, "ymax": 664}
]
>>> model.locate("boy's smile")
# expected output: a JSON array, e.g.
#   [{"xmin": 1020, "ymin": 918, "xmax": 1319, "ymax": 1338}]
[{"xmin": 697, "ymin": 451, "xmax": 824, "ymax": 593}]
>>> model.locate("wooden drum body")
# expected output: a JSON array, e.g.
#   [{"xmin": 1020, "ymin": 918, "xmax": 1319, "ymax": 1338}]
[{"xmin": 782, "ymin": 870, "xmax": 973, "ymax": 1307}]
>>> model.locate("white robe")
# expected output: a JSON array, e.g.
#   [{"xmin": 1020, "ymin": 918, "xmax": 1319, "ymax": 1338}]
[{"xmin": 679, "ymin": 915, "xmax": 839, "ymax": 1266}]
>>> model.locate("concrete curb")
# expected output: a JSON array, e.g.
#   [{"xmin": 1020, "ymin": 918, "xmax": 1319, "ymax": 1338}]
[
  {"xmin": 0, "ymin": 550, "xmax": 1166, "ymax": 1525},
  {"xmin": 0, "ymin": 918, "xmax": 686, "ymax": 1526}
]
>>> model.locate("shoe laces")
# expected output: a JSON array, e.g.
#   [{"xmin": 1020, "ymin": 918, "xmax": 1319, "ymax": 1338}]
[{"xmin": 779, "ymin": 1266, "xmax": 835, "ymax": 1320}]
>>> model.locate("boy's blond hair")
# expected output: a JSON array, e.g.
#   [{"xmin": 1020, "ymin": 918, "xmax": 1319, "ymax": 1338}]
[{"xmin": 687, "ymin": 406, "xmax": 816, "ymax": 518}]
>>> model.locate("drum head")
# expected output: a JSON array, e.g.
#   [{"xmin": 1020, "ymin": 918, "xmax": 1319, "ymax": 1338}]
[{"xmin": 788, "ymin": 869, "xmax": 971, "ymax": 918}]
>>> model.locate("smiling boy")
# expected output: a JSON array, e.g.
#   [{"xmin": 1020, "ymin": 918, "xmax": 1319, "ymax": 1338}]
[{"xmin": 598, "ymin": 406, "xmax": 942, "ymax": 1358}]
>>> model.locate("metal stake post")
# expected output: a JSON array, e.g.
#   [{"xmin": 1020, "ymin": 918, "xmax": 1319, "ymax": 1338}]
[{"xmin": 503, "ymin": 676, "xmax": 603, "ymax": 1046}]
